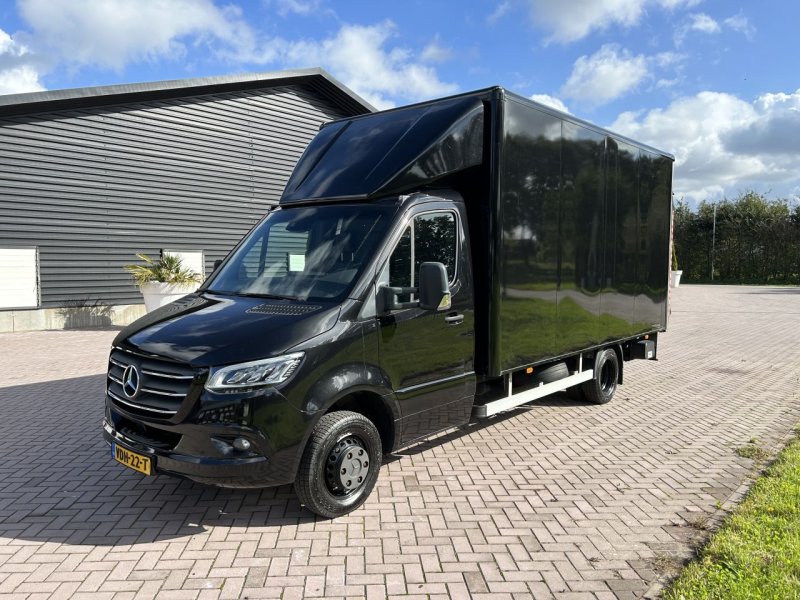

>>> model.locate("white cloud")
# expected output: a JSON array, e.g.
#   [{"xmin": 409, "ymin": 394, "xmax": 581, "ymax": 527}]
[
  {"xmin": 281, "ymin": 22, "xmax": 457, "ymax": 109},
  {"xmin": 688, "ymin": 13, "xmax": 720, "ymax": 33},
  {"xmin": 725, "ymin": 91, "xmax": 800, "ymax": 155},
  {"xmin": 530, "ymin": 93, "xmax": 570, "ymax": 113},
  {"xmin": 561, "ymin": 44, "xmax": 648, "ymax": 105},
  {"xmin": 12, "ymin": 0, "xmax": 454, "ymax": 110},
  {"xmin": 525, "ymin": 0, "xmax": 702, "ymax": 44},
  {"xmin": 0, "ymin": 65, "xmax": 44, "ymax": 95},
  {"xmin": 724, "ymin": 14, "xmax": 755, "ymax": 39},
  {"xmin": 487, "ymin": 1, "xmax": 512, "ymax": 25},
  {"xmin": 674, "ymin": 12, "xmax": 720, "ymax": 45},
  {"xmin": 0, "ymin": 28, "xmax": 45, "ymax": 94},
  {"xmin": 273, "ymin": 0, "xmax": 324, "ymax": 16},
  {"xmin": 18, "ymin": 0, "xmax": 256, "ymax": 71},
  {"xmin": 611, "ymin": 90, "xmax": 800, "ymax": 201},
  {"xmin": 420, "ymin": 37, "xmax": 453, "ymax": 63}
]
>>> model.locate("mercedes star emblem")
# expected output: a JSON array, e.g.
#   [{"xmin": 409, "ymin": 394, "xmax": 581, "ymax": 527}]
[{"xmin": 122, "ymin": 364, "xmax": 141, "ymax": 398}]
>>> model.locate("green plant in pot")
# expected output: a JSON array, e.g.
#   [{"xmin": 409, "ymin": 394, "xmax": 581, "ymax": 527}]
[{"xmin": 125, "ymin": 253, "xmax": 202, "ymax": 312}]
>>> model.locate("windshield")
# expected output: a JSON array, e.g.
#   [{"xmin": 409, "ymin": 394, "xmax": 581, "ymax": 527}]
[{"xmin": 206, "ymin": 204, "xmax": 394, "ymax": 302}]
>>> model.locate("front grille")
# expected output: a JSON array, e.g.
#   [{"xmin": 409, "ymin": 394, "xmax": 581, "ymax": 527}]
[
  {"xmin": 119, "ymin": 421, "xmax": 182, "ymax": 450},
  {"xmin": 107, "ymin": 347, "xmax": 195, "ymax": 419}
]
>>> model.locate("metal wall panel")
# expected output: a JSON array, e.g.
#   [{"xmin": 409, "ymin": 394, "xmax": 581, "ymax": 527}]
[{"xmin": 0, "ymin": 86, "xmax": 349, "ymax": 307}]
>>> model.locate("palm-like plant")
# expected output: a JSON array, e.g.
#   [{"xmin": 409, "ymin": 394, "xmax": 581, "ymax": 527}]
[{"xmin": 125, "ymin": 253, "xmax": 202, "ymax": 286}]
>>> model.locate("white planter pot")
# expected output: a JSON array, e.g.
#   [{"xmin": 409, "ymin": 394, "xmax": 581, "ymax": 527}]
[
  {"xmin": 670, "ymin": 270, "xmax": 683, "ymax": 288},
  {"xmin": 139, "ymin": 282, "xmax": 198, "ymax": 312}
]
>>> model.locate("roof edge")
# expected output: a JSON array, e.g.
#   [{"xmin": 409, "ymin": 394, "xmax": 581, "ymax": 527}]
[{"xmin": 0, "ymin": 67, "xmax": 375, "ymax": 116}]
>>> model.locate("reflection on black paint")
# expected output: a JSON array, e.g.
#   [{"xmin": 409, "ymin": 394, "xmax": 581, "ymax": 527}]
[
  {"xmin": 499, "ymin": 101, "xmax": 560, "ymax": 366},
  {"xmin": 282, "ymin": 96, "xmax": 484, "ymax": 202},
  {"xmin": 498, "ymin": 98, "xmax": 669, "ymax": 370},
  {"xmin": 561, "ymin": 121, "xmax": 605, "ymax": 348}
]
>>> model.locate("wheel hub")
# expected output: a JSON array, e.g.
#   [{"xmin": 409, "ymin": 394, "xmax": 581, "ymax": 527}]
[{"xmin": 325, "ymin": 435, "xmax": 369, "ymax": 495}]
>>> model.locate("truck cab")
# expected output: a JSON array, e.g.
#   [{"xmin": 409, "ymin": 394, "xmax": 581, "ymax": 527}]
[{"xmin": 105, "ymin": 191, "xmax": 476, "ymax": 517}]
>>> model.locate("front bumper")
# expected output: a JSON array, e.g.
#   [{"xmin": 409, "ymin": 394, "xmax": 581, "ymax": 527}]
[
  {"xmin": 103, "ymin": 346, "xmax": 314, "ymax": 488},
  {"xmin": 103, "ymin": 416, "xmax": 278, "ymax": 488}
]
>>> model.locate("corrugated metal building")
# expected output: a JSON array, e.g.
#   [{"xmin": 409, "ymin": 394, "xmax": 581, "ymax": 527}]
[{"xmin": 0, "ymin": 68, "xmax": 373, "ymax": 332}]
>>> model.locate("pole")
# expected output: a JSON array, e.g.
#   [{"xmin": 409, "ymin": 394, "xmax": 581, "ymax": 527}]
[{"xmin": 711, "ymin": 204, "xmax": 717, "ymax": 281}]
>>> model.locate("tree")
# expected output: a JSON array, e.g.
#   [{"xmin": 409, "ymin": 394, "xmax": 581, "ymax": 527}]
[{"xmin": 673, "ymin": 191, "xmax": 800, "ymax": 284}]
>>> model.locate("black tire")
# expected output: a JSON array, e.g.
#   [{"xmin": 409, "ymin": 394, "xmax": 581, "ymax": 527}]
[
  {"xmin": 533, "ymin": 361, "xmax": 569, "ymax": 385},
  {"xmin": 580, "ymin": 349, "xmax": 619, "ymax": 404},
  {"xmin": 294, "ymin": 410, "xmax": 382, "ymax": 519}
]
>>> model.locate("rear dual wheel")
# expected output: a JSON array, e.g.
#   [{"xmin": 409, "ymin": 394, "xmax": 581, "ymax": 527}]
[
  {"xmin": 294, "ymin": 410, "xmax": 382, "ymax": 519},
  {"xmin": 582, "ymin": 348, "xmax": 619, "ymax": 404},
  {"xmin": 571, "ymin": 348, "xmax": 619, "ymax": 404}
]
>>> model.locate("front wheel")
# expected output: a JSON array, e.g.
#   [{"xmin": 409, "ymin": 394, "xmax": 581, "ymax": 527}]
[
  {"xmin": 294, "ymin": 410, "xmax": 382, "ymax": 518},
  {"xmin": 580, "ymin": 349, "xmax": 619, "ymax": 404}
]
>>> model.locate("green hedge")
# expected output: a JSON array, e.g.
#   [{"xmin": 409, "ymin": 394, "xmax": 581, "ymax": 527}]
[{"xmin": 674, "ymin": 192, "xmax": 800, "ymax": 284}]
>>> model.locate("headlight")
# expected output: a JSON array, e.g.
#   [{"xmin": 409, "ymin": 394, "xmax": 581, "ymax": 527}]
[{"xmin": 205, "ymin": 352, "xmax": 304, "ymax": 392}]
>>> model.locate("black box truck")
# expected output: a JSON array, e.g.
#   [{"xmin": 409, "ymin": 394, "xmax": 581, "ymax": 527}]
[{"xmin": 104, "ymin": 87, "xmax": 673, "ymax": 517}]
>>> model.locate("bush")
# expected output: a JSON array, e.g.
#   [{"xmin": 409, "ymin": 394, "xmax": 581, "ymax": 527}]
[{"xmin": 673, "ymin": 192, "xmax": 800, "ymax": 284}]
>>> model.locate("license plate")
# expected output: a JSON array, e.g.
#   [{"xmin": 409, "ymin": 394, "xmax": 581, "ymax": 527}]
[{"xmin": 112, "ymin": 443, "xmax": 152, "ymax": 476}]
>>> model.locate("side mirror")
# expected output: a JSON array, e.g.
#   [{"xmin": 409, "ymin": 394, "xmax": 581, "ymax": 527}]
[
  {"xmin": 418, "ymin": 262, "xmax": 451, "ymax": 311},
  {"xmin": 213, "ymin": 259, "xmax": 223, "ymax": 271}
]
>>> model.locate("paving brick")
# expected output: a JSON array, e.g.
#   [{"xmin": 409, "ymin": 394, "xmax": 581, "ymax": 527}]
[{"xmin": 0, "ymin": 285, "xmax": 799, "ymax": 599}]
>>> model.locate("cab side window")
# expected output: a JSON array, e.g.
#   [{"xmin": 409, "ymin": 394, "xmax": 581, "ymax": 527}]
[
  {"xmin": 387, "ymin": 212, "xmax": 457, "ymax": 299},
  {"xmin": 389, "ymin": 227, "xmax": 412, "ymax": 289},
  {"xmin": 414, "ymin": 212, "xmax": 456, "ymax": 282}
]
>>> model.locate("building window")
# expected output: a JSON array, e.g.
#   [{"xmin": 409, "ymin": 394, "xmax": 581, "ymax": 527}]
[
  {"xmin": 162, "ymin": 249, "xmax": 205, "ymax": 280},
  {"xmin": 0, "ymin": 248, "xmax": 39, "ymax": 309}
]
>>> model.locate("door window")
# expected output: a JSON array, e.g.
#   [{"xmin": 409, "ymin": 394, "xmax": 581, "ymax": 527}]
[
  {"xmin": 415, "ymin": 212, "xmax": 457, "ymax": 282},
  {"xmin": 386, "ymin": 212, "xmax": 457, "ymax": 302}
]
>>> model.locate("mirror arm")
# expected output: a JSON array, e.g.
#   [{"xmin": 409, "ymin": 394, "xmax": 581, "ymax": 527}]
[{"xmin": 379, "ymin": 285, "xmax": 419, "ymax": 311}]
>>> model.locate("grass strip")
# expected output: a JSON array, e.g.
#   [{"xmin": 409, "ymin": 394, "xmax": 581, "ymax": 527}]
[{"xmin": 664, "ymin": 434, "xmax": 800, "ymax": 600}]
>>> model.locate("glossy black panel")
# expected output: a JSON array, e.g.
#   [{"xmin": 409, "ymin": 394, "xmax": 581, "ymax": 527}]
[
  {"xmin": 115, "ymin": 293, "xmax": 341, "ymax": 367},
  {"xmin": 635, "ymin": 151, "xmax": 671, "ymax": 328},
  {"xmin": 280, "ymin": 119, "xmax": 349, "ymax": 194},
  {"xmin": 598, "ymin": 139, "xmax": 635, "ymax": 343},
  {"xmin": 494, "ymin": 96, "xmax": 672, "ymax": 374},
  {"xmin": 498, "ymin": 99, "xmax": 560, "ymax": 369},
  {"xmin": 560, "ymin": 122, "xmax": 606, "ymax": 351},
  {"xmin": 382, "ymin": 102, "xmax": 483, "ymax": 195},
  {"xmin": 612, "ymin": 141, "xmax": 641, "ymax": 331},
  {"xmin": 281, "ymin": 95, "xmax": 485, "ymax": 203}
]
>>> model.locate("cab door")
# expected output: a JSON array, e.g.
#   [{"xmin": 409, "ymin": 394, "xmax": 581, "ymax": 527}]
[{"xmin": 377, "ymin": 209, "xmax": 475, "ymax": 445}]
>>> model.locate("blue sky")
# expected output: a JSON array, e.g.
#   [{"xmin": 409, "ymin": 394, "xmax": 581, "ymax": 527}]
[{"xmin": 1, "ymin": 0, "xmax": 798, "ymax": 205}]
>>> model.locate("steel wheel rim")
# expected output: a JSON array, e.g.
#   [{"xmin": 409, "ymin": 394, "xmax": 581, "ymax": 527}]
[{"xmin": 324, "ymin": 434, "xmax": 370, "ymax": 497}]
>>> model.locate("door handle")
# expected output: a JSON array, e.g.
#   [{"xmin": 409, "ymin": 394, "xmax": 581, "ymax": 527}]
[{"xmin": 444, "ymin": 313, "xmax": 464, "ymax": 325}]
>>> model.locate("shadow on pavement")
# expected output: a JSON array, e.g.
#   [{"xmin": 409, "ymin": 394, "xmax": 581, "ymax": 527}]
[
  {"xmin": 392, "ymin": 391, "xmax": 585, "ymax": 459},
  {"xmin": 742, "ymin": 287, "xmax": 800, "ymax": 294},
  {"xmin": 0, "ymin": 375, "xmax": 315, "ymax": 547},
  {"xmin": 0, "ymin": 376, "xmax": 588, "ymax": 546}
]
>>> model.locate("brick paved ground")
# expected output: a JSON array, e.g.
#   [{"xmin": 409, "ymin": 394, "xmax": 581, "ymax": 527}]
[{"xmin": 0, "ymin": 285, "xmax": 798, "ymax": 600}]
